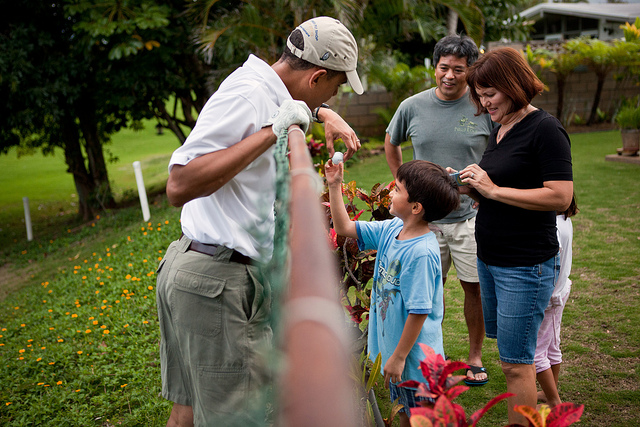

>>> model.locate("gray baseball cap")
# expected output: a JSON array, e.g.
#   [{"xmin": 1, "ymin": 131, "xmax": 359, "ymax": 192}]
[{"xmin": 286, "ymin": 16, "xmax": 364, "ymax": 95}]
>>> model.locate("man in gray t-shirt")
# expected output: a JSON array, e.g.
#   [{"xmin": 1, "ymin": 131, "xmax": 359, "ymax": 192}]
[{"xmin": 385, "ymin": 35, "xmax": 493, "ymax": 386}]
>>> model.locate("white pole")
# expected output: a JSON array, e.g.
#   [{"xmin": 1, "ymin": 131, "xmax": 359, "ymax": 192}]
[
  {"xmin": 132, "ymin": 161, "xmax": 151, "ymax": 222},
  {"xmin": 23, "ymin": 197, "xmax": 33, "ymax": 241}
]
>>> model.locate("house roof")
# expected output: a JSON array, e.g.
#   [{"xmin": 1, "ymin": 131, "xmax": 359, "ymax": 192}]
[{"xmin": 520, "ymin": 3, "xmax": 640, "ymax": 23}]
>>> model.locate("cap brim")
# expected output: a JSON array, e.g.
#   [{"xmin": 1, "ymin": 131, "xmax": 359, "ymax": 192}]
[{"xmin": 346, "ymin": 70, "xmax": 364, "ymax": 95}]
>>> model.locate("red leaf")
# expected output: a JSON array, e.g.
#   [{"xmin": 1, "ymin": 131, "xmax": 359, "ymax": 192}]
[
  {"xmin": 468, "ymin": 392, "xmax": 514, "ymax": 426},
  {"xmin": 433, "ymin": 395, "xmax": 460, "ymax": 424},
  {"xmin": 546, "ymin": 403, "xmax": 584, "ymax": 427},
  {"xmin": 444, "ymin": 384, "xmax": 469, "ymax": 401},
  {"xmin": 409, "ymin": 414, "xmax": 434, "ymax": 427},
  {"xmin": 513, "ymin": 404, "xmax": 544, "ymax": 427},
  {"xmin": 444, "ymin": 374, "xmax": 469, "ymax": 391},
  {"xmin": 356, "ymin": 189, "xmax": 371, "ymax": 203},
  {"xmin": 441, "ymin": 362, "xmax": 470, "ymax": 383},
  {"xmin": 410, "ymin": 406, "xmax": 436, "ymax": 419},
  {"xmin": 399, "ymin": 380, "xmax": 422, "ymax": 389}
]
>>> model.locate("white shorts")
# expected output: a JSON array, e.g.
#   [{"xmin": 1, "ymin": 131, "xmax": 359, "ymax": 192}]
[{"xmin": 434, "ymin": 217, "xmax": 479, "ymax": 283}]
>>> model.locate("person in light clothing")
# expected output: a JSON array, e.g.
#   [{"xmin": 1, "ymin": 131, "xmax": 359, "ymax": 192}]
[
  {"xmin": 535, "ymin": 196, "xmax": 578, "ymax": 409},
  {"xmin": 156, "ymin": 16, "xmax": 364, "ymax": 427}
]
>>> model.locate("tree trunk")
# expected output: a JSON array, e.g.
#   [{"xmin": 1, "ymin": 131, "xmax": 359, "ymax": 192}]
[
  {"xmin": 78, "ymin": 102, "xmax": 116, "ymax": 209},
  {"xmin": 155, "ymin": 100, "xmax": 188, "ymax": 145},
  {"xmin": 447, "ymin": 10, "xmax": 459, "ymax": 35},
  {"xmin": 61, "ymin": 116, "xmax": 95, "ymax": 221},
  {"xmin": 588, "ymin": 72, "xmax": 606, "ymax": 125}
]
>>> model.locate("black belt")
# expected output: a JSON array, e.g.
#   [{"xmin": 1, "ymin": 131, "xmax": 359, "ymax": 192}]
[{"xmin": 186, "ymin": 238, "xmax": 253, "ymax": 265}]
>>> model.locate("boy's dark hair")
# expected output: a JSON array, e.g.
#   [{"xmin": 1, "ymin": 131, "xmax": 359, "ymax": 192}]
[
  {"xmin": 281, "ymin": 29, "xmax": 343, "ymax": 80},
  {"xmin": 433, "ymin": 34, "xmax": 479, "ymax": 68},
  {"xmin": 396, "ymin": 160, "xmax": 460, "ymax": 222}
]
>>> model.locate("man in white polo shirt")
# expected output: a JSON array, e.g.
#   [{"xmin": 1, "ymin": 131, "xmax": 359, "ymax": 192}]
[{"xmin": 155, "ymin": 16, "xmax": 364, "ymax": 427}]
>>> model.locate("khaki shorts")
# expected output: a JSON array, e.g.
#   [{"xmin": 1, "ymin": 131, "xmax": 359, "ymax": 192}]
[
  {"xmin": 156, "ymin": 236, "xmax": 272, "ymax": 426},
  {"xmin": 435, "ymin": 217, "xmax": 479, "ymax": 283}
]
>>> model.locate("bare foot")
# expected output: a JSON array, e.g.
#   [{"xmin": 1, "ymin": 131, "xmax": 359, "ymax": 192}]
[{"xmin": 537, "ymin": 390, "xmax": 547, "ymax": 403}]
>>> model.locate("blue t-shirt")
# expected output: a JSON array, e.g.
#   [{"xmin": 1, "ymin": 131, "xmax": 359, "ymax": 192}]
[{"xmin": 356, "ymin": 217, "xmax": 444, "ymax": 383}]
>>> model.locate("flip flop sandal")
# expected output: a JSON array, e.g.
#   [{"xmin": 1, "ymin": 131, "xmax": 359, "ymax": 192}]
[{"xmin": 464, "ymin": 365, "xmax": 489, "ymax": 386}]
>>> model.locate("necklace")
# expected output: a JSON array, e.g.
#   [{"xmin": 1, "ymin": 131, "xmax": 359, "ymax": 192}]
[{"xmin": 497, "ymin": 106, "xmax": 534, "ymax": 143}]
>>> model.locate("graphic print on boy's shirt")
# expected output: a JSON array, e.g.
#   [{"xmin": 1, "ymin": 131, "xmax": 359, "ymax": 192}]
[{"xmin": 374, "ymin": 254, "xmax": 401, "ymax": 336}]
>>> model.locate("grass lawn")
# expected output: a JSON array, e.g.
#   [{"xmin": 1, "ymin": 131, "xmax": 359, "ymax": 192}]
[{"xmin": 0, "ymin": 129, "xmax": 638, "ymax": 425}]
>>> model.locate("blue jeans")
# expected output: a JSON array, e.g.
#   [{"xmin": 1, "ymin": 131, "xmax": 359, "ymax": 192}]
[{"xmin": 477, "ymin": 255, "xmax": 559, "ymax": 364}]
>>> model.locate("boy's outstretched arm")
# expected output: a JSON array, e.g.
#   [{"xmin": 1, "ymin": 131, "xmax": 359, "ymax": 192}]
[
  {"xmin": 383, "ymin": 313, "xmax": 428, "ymax": 388},
  {"xmin": 325, "ymin": 160, "xmax": 358, "ymax": 239}
]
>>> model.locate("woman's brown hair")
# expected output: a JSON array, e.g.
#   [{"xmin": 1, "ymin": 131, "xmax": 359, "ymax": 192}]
[{"xmin": 466, "ymin": 47, "xmax": 545, "ymax": 115}]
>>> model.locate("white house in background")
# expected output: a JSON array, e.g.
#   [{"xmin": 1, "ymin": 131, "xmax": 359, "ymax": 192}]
[{"xmin": 519, "ymin": 2, "xmax": 640, "ymax": 41}]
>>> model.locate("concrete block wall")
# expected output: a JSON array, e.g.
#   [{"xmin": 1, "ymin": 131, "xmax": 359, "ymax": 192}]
[
  {"xmin": 333, "ymin": 53, "xmax": 640, "ymax": 137},
  {"xmin": 328, "ymin": 90, "xmax": 394, "ymax": 139},
  {"xmin": 532, "ymin": 68, "xmax": 639, "ymax": 124}
]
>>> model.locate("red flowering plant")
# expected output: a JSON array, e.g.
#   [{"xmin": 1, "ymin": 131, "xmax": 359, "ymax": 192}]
[{"xmin": 401, "ymin": 343, "xmax": 584, "ymax": 427}]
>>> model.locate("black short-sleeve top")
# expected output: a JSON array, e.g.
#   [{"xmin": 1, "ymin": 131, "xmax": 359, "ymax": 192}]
[{"xmin": 476, "ymin": 109, "xmax": 573, "ymax": 267}]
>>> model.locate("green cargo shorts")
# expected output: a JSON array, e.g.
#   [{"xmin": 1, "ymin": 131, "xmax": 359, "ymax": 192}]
[{"xmin": 156, "ymin": 236, "xmax": 273, "ymax": 426}]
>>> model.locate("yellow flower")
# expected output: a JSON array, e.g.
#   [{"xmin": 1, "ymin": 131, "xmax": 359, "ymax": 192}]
[
  {"xmin": 143, "ymin": 320, "xmax": 149, "ymax": 324},
  {"xmin": 103, "ymin": 330, "xmax": 110, "ymax": 335},
  {"xmin": 57, "ymin": 381, "xmax": 62, "ymax": 385},
  {"xmin": 85, "ymin": 329, "xmax": 92, "ymax": 334},
  {"xmin": 77, "ymin": 351, "xmax": 83, "ymax": 355},
  {"xmin": 121, "ymin": 384, "xmax": 128, "ymax": 388},
  {"xmin": 72, "ymin": 314, "xmax": 78, "ymax": 318},
  {"xmin": 37, "ymin": 358, "xmax": 42, "ymax": 361}
]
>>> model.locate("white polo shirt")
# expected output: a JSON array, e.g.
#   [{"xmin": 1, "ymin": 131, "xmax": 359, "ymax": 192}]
[{"xmin": 169, "ymin": 55, "xmax": 292, "ymax": 262}]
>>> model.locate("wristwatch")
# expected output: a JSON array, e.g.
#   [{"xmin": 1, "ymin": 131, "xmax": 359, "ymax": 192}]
[{"xmin": 312, "ymin": 103, "xmax": 330, "ymax": 123}]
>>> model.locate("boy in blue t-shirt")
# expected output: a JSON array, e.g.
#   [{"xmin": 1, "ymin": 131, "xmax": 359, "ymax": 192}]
[{"xmin": 325, "ymin": 159, "xmax": 460, "ymax": 426}]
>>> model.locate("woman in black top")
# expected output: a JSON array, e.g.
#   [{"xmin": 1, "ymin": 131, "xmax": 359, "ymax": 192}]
[{"xmin": 456, "ymin": 47, "xmax": 573, "ymax": 426}]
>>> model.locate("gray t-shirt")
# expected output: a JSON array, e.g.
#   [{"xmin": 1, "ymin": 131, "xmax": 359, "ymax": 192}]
[{"xmin": 386, "ymin": 87, "xmax": 493, "ymax": 223}]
